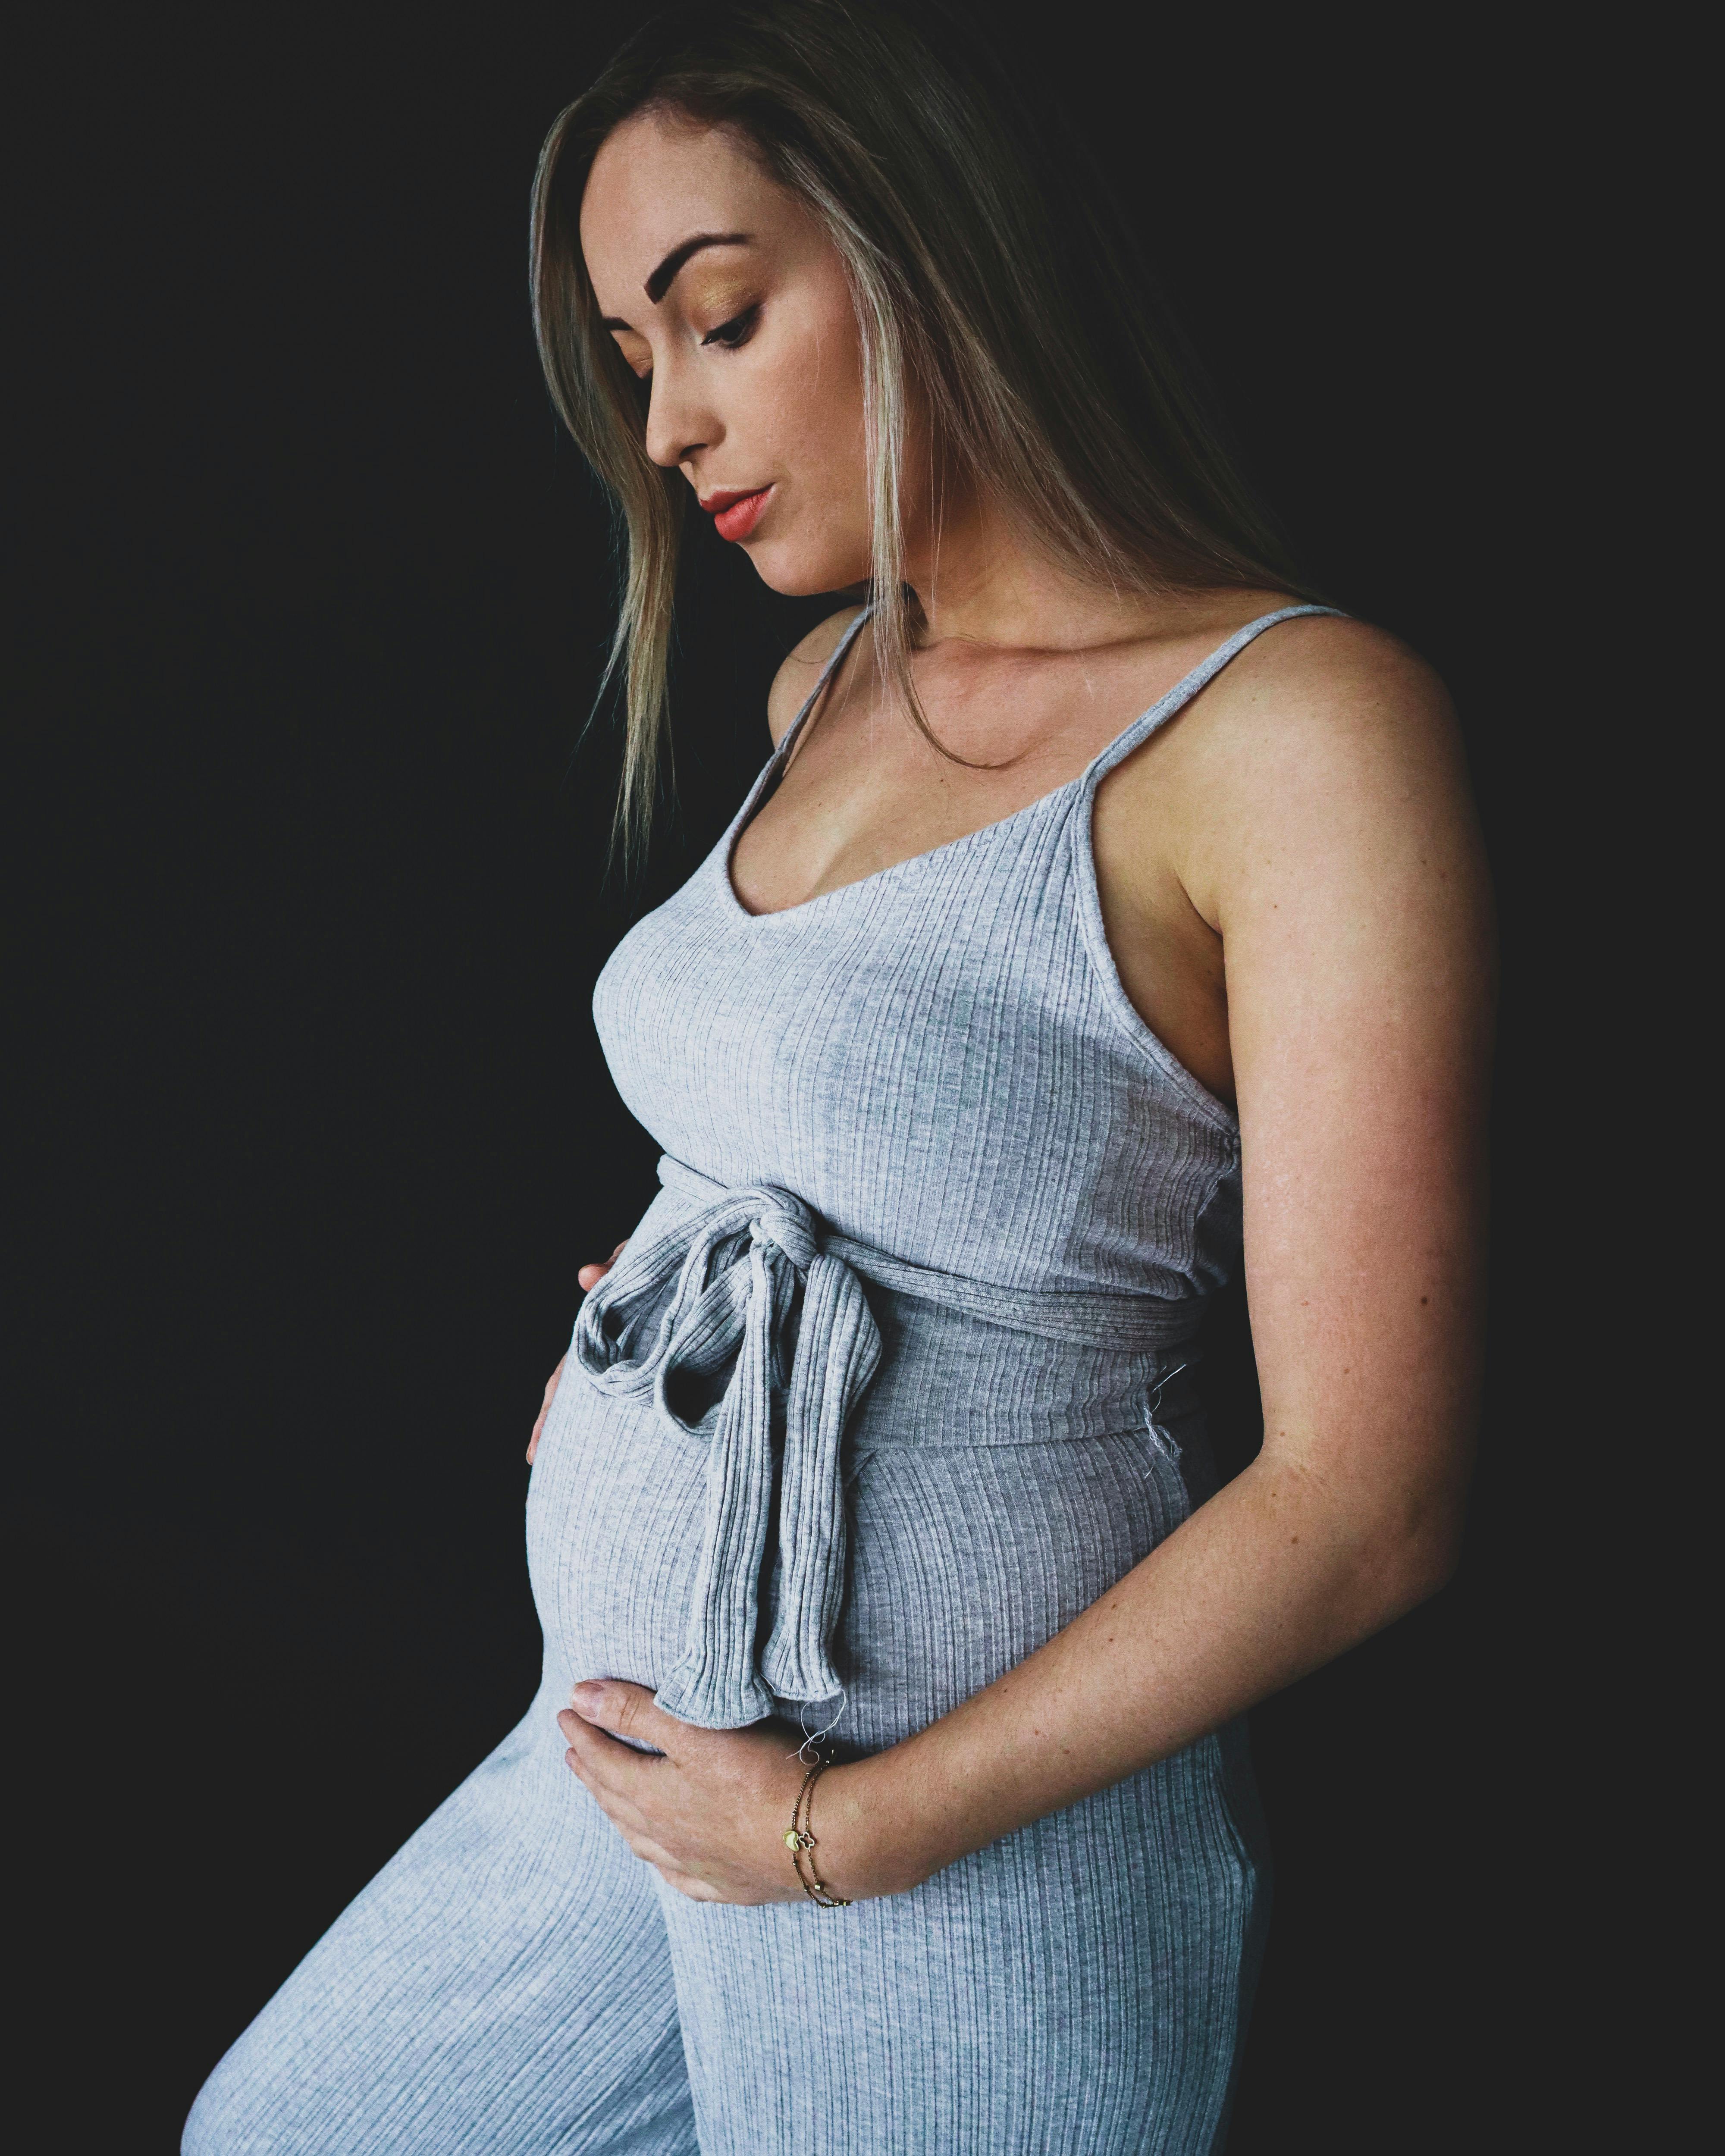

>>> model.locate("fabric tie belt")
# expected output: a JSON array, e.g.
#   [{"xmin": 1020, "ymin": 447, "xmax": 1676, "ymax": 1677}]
[{"xmin": 572, "ymin": 1155, "xmax": 1205, "ymax": 1730}]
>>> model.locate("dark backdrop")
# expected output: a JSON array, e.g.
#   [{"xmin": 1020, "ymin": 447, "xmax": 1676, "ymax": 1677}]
[{"xmin": 12, "ymin": 6, "xmax": 1600, "ymax": 2149}]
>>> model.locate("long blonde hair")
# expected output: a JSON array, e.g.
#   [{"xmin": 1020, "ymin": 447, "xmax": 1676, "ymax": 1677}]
[{"xmin": 531, "ymin": 0, "xmax": 1307, "ymax": 867}]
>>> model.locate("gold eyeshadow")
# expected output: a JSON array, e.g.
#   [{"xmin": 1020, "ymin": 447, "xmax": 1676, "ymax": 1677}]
[{"xmin": 681, "ymin": 276, "xmax": 763, "ymax": 332}]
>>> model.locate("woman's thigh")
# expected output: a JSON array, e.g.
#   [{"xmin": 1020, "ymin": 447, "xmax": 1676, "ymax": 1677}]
[
  {"xmin": 184, "ymin": 1686, "xmax": 697, "ymax": 2156},
  {"xmin": 661, "ymin": 1743, "xmax": 1265, "ymax": 2156}
]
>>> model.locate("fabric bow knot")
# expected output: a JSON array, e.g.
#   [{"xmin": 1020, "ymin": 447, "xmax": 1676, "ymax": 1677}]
[
  {"xmin": 746, "ymin": 1199, "xmax": 817, "ymax": 1272},
  {"xmin": 573, "ymin": 1178, "xmax": 881, "ymax": 1728}
]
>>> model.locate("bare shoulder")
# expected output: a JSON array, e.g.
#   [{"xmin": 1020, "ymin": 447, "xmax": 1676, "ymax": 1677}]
[
  {"xmin": 1191, "ymin": 612, "xmax": 1458, "ymax": 768},
  {"xmin": 765, "ymin": 605, "xmax": 868, "ymax": 745},
  {"xmin": 1151, "ymin": 612, "xmax": 1484, "ymax": 923}
]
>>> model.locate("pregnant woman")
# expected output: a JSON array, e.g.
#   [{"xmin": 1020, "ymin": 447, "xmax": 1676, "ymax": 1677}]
[{"xmin": 187, "ymin": 4, "xmax": 1493, "ymax": 2151}]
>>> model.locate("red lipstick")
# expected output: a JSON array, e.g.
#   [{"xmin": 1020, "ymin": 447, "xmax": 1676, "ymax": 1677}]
[{"xmin": 700, "ymin": 485, "xmax": 773, "ymax": 542}]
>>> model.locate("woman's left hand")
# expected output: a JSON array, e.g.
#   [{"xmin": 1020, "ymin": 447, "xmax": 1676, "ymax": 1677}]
[{"xmin": 557, "ymin": 1681, "xmax": 869, "ymax": 1904}]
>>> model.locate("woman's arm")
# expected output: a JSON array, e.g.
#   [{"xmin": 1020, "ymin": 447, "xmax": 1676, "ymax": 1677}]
[{"xmin": 559, "ymin": 625, "xmax": 1494, "ymax": 1902}]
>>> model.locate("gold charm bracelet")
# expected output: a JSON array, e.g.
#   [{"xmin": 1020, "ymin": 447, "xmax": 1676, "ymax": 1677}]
[{"xmin": 784, "ymin": 1757, "xmax": 851, "ymax": 1908}]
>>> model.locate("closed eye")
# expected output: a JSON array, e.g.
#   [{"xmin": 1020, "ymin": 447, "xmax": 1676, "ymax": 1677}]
[{"xmin": 701, "ymin": 304, "xmax": 760, "ymax": 351}]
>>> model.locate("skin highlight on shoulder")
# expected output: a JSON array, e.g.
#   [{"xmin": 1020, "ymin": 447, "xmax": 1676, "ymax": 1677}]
[
  {"xmin": 1108, "ymin": 614, "xmax": 1476, "ymax": 932},
  {"xmin": 1091, "ymin": 612, "xmax": 1484, "ymax": 1109}
]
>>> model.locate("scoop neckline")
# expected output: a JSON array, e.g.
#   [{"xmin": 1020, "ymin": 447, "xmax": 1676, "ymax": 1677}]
[
  {"xmin": 719, "ymin": 768, "xmax": 1084, "ymax": 923},
  {"xmin": 718, "ymin": 602, "xmax": 1330, "ymax": 924},
  {"xmin": 714, "ymin": 740, "xmax": 1243, "ymax": 1138}
]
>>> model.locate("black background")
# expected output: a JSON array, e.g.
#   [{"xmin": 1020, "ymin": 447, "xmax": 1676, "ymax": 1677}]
[{"xmin": 13, "ymin": 5, "xmax": 1606, "ymax": 2149}]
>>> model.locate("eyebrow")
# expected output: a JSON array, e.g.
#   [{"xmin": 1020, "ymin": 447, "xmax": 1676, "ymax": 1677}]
[{"xmin": 599, "ymin": 230, "xmax": 752, "ymax": 328}]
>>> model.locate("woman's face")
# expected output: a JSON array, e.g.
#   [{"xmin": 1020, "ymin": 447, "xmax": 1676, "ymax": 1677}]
[{"xmin": 581, "ymin": 109, "xmax": 872, "ymax": 596}]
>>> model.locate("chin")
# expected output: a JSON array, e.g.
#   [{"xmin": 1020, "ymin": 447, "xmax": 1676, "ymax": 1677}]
[{"xmin": 743, "ymin": 532, "xmax": 870, "ymax": 601}]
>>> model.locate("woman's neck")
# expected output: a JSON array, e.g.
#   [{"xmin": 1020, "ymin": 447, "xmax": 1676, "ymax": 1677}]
[{"xmin": 903, "ymin": 489, "xmax": 1212, "ymax": 655}]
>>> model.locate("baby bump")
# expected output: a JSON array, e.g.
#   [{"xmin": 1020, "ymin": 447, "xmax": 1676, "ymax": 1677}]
[
  {"xmin": 527, "ymin": 1325, "xmax": 1204, "ymax": 1753},
  {"xmin": 525, "ymin": 1359, "xmax": 713, "ymax": 1699}
]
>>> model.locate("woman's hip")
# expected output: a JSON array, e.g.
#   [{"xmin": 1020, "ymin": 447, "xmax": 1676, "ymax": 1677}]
[{"xmin": 658, "ymin": 1749, "xmax": 1263, "ymax": 2156}]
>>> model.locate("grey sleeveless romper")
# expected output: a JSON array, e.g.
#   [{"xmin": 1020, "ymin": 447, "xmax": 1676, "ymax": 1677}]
[{"xmin": 186, "ymin": 605, "xmax": 1334, "ymax": 2156}]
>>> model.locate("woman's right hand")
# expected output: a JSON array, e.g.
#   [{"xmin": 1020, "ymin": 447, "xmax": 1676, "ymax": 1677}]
[{"xmin": 527, "ymin": 1243, "xmax": 627, "ymax": 1464}]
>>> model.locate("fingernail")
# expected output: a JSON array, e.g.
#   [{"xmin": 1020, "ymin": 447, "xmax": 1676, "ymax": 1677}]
[{"xmin": 571, "ymin": 1681, "xmax": 602, "ymax": 1710}]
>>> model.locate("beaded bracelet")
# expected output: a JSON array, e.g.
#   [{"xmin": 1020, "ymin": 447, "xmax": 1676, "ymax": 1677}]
[{"xmin": 783, "ymin": 1757, "xmax": 851, "ymax": 1908}]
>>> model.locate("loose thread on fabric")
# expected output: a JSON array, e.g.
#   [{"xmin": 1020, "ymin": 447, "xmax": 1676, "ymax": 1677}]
[
  {"xmin": 1142, "ymin": 1361, "xmax": 1189, "ymax": 1470},
  {"xmin": 796, "ymin": 1686, "xmax": 849, "ymax": 1764}
]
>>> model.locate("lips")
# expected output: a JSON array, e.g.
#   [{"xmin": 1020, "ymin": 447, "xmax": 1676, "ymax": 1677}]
[{"xmin": 700, "ymin": 485, "xmax": 773, "ymax": 543}]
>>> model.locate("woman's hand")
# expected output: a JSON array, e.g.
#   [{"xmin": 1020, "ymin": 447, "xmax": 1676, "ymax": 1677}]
[
  {"xmin": 527, "ymin": 1242, "xmax": 628, "ymax": 1463},
  {"xmin": 557, "ymin": 1681, "xmax": 873, "ymax": 1905},
  {"xmin": 578, "ymin": 1242, "xmax": 629, "ymax": 1296}
]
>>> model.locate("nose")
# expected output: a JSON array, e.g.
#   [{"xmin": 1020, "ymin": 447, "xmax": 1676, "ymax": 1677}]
[{"xmin": 642, "ymin": 357, "xmax": 717, "ymax": 472}]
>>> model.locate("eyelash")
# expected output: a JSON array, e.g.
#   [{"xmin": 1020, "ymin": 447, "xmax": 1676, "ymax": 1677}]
[
  {"xmin": 622, "ymin": 303, "xmax": 760, "ymax": 385},
  {"xmin": 700, "ymin": 303, "xmax": 760, "ymax": 351}
]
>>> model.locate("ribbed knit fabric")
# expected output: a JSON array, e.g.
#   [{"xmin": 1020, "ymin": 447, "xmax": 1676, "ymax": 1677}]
[{"xmin": 185, "ymin": 605, "xmax": 1336, "ymax": 2156}]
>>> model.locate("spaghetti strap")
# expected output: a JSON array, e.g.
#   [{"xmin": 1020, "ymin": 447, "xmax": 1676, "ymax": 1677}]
[
  {"xmin": 1082, "ymin": 604, "xmax": 1346, "ymax": 793},
  {"xmin": 777, "ymin": 601, "xmax": 876, "ymax": 763},
  {"xmin": 783, "ymin": 599, "xmax": 1329, "ymax": 788},
  {"xmin": 719, "ymin": 601, "xmax": 878, "ymax": 874}
]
